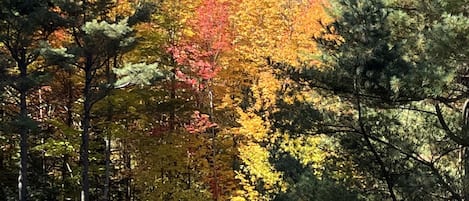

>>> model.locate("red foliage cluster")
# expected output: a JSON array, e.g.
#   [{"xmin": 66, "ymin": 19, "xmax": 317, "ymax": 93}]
[
  {"xmin": 185, "ymin": 111, "xmax": 217, "ymax": 134},
  {"xmin": 168, "ymin": 0, "xmax": 232, "ymax": 90},
  {"xmin": 194, "ymin": 0, "xmax": 231, "ymax": 52}
]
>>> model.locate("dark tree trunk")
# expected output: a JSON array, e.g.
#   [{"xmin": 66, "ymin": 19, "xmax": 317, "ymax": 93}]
[
  {"xmin": 208, "ymin": 89, "xmax": 219, "ymax": 201},
  {"xmin": 104, "ymin": 136, "xmax": 111, "ymax": 201},
  {"xmin": 61, "ymin": 154, "xmax": 69, "ymax": 201},
  {"xmin": 123, "ymin": 142, "xmax": 131, "ymax": 201},
  {"xmin": 80, "ymin": 57, "xmax": 92, "ymax": 201},
  {"xmin": 463, "ymin": 147, "xmax": 469, "ymax": 201},
  {"xmin": 19, "ymin": 95, "xmax": 28, "ymax": 201},
  {"xmin": 463, "ymin": 100, "xmax": 469, "ymax": 201},
  {"xmin": 80, "ymin": 99, "xmax": 90, "ymax": 201},
  {"xmin": 18, "ymin": 61, "xmax": 28, "ymax": 201},
  {"xmin": 170, "ymin": 66, "xmax": 176, "ymax": 130},
  {"xmin": 63, "ymin": 70, "xmax": 73, "ymax": 201},
  {"xmin": 103, "ymin": 58, "xmax": 114, "ymax": 201}
]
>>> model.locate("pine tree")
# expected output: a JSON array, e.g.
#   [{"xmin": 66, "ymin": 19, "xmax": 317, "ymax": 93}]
[
  {"xmin": 291, "ymin": 0, "xmax": 469, "ymax": 199},
  {"xmin": 0, "ymin": 1, "xmax": 63, "ymax": 200},
  {"xmin": 48, "ymin": 1, "xmax": 157, "ymax": 200}
]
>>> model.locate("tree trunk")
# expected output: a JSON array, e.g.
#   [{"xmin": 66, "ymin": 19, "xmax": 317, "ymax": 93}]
[
  {"xmin": 463, "ymin": 100, "xmax": 469, "ymax": 201},
  {"xmin": 81, "ymin": 59, "xmax": 92, "ymax": 201},
  {"xmin": 61, "ymin": 154, "xmax": 69, "ymax": 201},
  {"xmin": 208, "ymin": 89, "xmax": 219, "ymax": 201},
  {"xmin": 103, "ymin": 58, "xmax": 114, "ymax": 201},
  {"xmin": 18, "ymin": 62, "xmax": 28, "ymax": 201},
  {"xmin": 463, "ymin": 147, "xmax": 469, "ymax": 201},
  {"xmin": 63, "ymin": 70, "xmax": 73, "ymax": 201},
  {"xmin": 169, "ymin": 66, "xmax": 176, "ymax": 130},
  {"xmin": 104, "ymin": 136, "xmax": 111, "ymax": 201},
  {"xmin": 123, "ymin": 142, "xmax": 131, "ymax": 201},
  {"xmin": 80, "ymin": 100, "xmax": 90, "ymax": 201},
  {"xmin": 19, "ymin": 94, "xmax": 28, "ymax": 201}
]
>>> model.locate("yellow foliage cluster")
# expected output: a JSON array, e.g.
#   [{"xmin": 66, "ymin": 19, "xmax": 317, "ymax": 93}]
[
  {"xmin": 229, "ymin": 0, "xmax": 333, "ymax": 68},
  {"xmin": 217, "ymin": 0, "xmax": 337, "ymax": 199},
  {"xmin": 238, "ymin": 143, "xmax": 285, "ymax": 190},
  {"xmin": 280, "ymin": 134, "xmax": 328, "ymax": 175},
  {"xmin": 109, "ymin": 0, "xmax": 135, "ymax": 20}
]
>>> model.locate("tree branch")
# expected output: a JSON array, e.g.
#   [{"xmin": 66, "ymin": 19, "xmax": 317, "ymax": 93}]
[
  {"xmin": 435, "ymin": 104, "xmax": 466, "ymax": 146},
  {"xmin": 355, "ymin": 129, "xmax": 461, "ymax": 200},
  {"xmin": 355, "ymin": 80, "xmax": 398, "ymax": 201}
]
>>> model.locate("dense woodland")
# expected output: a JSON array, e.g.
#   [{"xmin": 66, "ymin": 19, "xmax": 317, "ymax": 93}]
[{"xmin": 3, "ymin": 0, "xmax": 469, "ymax": 200}]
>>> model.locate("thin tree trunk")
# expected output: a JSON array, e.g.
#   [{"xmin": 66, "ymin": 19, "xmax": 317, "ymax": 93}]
[
  {"xmin": 168, "ymin": 27, "xmax": 176, "ymax": 131},
  {"xmin": 38, "ymin": 88, "xmax": 48, "ymax": 196},
  {"xmin": 19, "ymin": 93, "xmax": 28, "ymax": 201},
  {"xmin": 104, "ymin": 136, "xmax": 111, "ymax": 201},
  {"xmin": 78, "ymin": 2, "xmax": 91, "ymax": 200},
  {"xmin": 18, "ymin": 61, "xmax": 28, "ymax": 201},
  {"xmin": 81, "ymin": 59, "xmax": 92, "ymax": 201},
  {"xmin": 123, "ymin": 141, "xmax": 131, "ymax": 201},
  {"xmin": 0, "ymin": 99, "xmax": 4, "ymax": 199},
  {"xmin": 463, "ymin": 100, "xmax": 469, "ymax": 201},
  {"xmin": 61, "ymin": 154, "xmax": 69, "ymax": 200},
  {"xmin": 463, "ymin": 147, "xmax": 469, "ymax": 201},
  {"xmin": 208, "ymin": 89, "xmax": 219, "ymax": 201},
  {"xmin": 103, "ymin": 57, "xmax": 115, "ymax": 201},
  {"xmin": 169, "ymin": 66, "xmax": 176, "ymax": 130},
  {"xmin": 63, "ymin": 70, "xmax": 73, "ymax": 201}
]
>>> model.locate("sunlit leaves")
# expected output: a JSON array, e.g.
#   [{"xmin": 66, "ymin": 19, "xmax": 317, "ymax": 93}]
[
  {"xmin": 236, "ymin": 142, "xmax": 286, "ymax": 200},
  {"xmin": 280, "ymin": 134, "xmax": 328, "ymax": 174}
]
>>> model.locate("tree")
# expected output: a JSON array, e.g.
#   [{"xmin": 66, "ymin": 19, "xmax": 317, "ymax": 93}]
[
  {"xmin": 168, "ymin": 0, "xmax": 233, "ymax": 199},
  {"xmin": 0, "ymin": 1, "xmax": 63, "ymax": 200},
  {"xmin": 288, "ymin": 0, "xmax": 469, "ymax": 199},
  {"xmin": 49, "ymin": 1, "xmax": 156, "ymax": 200}
]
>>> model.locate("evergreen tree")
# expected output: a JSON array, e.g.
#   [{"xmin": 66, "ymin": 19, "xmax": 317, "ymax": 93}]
[
  {"xmin": 286, "ymin": 0, "xmax": 469, "ymax": 199},
  {"xmin": 0, "ymin": 1, "xmax": 63, "ymax": 200},
  {"xmin": 48, "ymin": 1, "xmax": 157, "ymax": 200}
]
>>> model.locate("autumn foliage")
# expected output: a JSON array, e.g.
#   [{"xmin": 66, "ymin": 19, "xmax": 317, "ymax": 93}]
[{"xmin": 161, "ymin": 0, "xmax": 335, "ymax": 199}]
